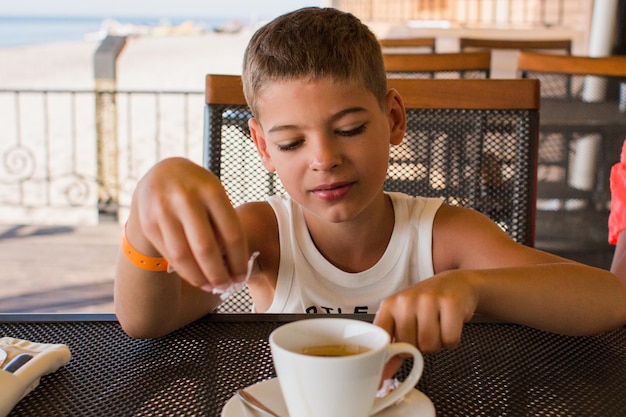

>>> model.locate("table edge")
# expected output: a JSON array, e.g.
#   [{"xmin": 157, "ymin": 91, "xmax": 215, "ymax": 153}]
[{"xmin": 0, "ymin": 312, "xmax": 503, "ymax": 324}]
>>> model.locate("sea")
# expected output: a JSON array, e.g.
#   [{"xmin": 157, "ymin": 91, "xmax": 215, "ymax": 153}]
[{"xmin": 0, "ymin": 15, "xmax": 239, "ymax": 49}]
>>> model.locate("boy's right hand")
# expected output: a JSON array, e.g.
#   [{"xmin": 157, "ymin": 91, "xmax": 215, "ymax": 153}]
[{"xmin": 128, "ymin": 157, "xmax": 250, "ymax": 291}]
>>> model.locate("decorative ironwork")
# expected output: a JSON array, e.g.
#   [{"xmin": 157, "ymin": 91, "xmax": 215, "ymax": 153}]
[
  {"xmin": 0, "ymin": 89, "xmax": 204, "ymax": 224},
  {"xmin": 2, "ymin": 145, "xmax": 36, "ymax": 182}
]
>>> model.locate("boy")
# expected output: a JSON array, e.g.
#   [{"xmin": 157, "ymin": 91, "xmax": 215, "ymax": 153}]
[{"xmin": 115, "ymin": 7, "xmax": 626, "ymax": 353}]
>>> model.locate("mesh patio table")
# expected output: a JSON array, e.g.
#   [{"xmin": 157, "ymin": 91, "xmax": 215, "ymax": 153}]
[{"xmin": 2, "ymin": 313, "xmax": 626, "ymax": 416}]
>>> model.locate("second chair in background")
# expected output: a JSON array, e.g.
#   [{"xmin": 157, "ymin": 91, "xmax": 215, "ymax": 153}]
[
  {"xmin": 460, "ymin": 37, "xmax": 572, "ymax": 54},
  {"xmin": 517, "ymin": 51, "xmax": 626, "ymax": 267},
  {"xmin": 517, "ymin": 51, "xmax": 626, "ymax": 208},
  {"xmin": 460, "ymin": 37, "xmax": 573, "ymax": 78},
  {"xmin": 378, "ymin": 36, "xmax": 436, "ymax": 53},
  {"xmin": 383, "ymin": 51, "xmax": 492, "ymax": 79}
]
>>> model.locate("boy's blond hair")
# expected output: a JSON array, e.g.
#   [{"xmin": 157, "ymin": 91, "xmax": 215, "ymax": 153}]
[{"xmin": 242, "ymin": 7, "xmax": 387, "ymax": 117}]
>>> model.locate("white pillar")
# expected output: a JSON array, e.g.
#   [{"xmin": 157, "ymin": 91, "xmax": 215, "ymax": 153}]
[
  {"xmin": 588, "ymin": 0, "xmax": 619, "ymax": 57},
  {"xmin": 495, "ymin": 0, "xmax": 510, "ymax": 26},
  {"xmin": 569, "ymin": 134, "xmax": 602, "ymax": 191},
  {"xmin": 583, "ymin": 0, "xmax": 618, "ymax": 102},
  {"xmin": 569, "ymin": 0, "xmax": 620, "ymax": 196}
]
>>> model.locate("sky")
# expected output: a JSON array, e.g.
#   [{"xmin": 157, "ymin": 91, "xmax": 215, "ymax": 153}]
[{"xmin": 0, "ymin": 0, "xmax": 327, "ymax": 19}]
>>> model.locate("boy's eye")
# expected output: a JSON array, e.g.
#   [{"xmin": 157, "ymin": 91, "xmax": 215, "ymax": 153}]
[
  {"xmin": 277, "ymin": 139, "xmax": 303, "ymax": 152},
  {"xmin": 337, "ymin": 124, "xmax": 367, "ymax": 137},
  {"xmin": 274, "ymin": 124, "xmax": 366, "ymax": 151}
]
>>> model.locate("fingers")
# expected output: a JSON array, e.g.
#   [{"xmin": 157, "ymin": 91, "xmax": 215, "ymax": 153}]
[
  {"xmin": 416, "ymin": 297, "xmax": 443, "ymax": 352},
  {"xmin": 381, "ymin": 357, "xmax": 403, "ymax": 383},
  {"xmin": 132, "ymin": 158, "xmax": 250, "ymax": 291},
  {"xmin": 376, "ymin": 294, "xmax": 442, "ymax": 353},
  {"xmin": 157, "ymin": 215, "xmax": 219, "ymax": 289},
  {"xmin": 373, "ymin": 306, "xmax": 395, "ymax": 339},
  {"xmin": 181, "ymin": 190, "xmax": 249, "ymax": 290},
  {"xmin": 382, "ymin": 294, "xmax": 422, "ymax": 348},
  {"xmin": 375, "ymin": 280, "xmax": 471, "ymax": 354},
  {"xmin": 374, "ymin": 307, "xmax": 404, "ymax": 383},
  {"xmin": 198, "ymin": 186, "xmax": 250, "ymax": 282},
  {"xmin": 438, "ymin": 300, "xmax": 464, "ymax": 349}
]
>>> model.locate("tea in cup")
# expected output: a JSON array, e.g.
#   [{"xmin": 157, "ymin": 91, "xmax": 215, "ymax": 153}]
[{"xmin": 269, "ymin": 318, "xmax": 424, "ymax": 417}]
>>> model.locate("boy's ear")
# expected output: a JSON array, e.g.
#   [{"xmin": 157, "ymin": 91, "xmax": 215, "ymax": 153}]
[
  {"xmin": 386, "ymin": 89, "xmax": 406, "ymax": 146},
  {"xmin": 249, "ymin": 118, "xmax": 276, "ymax": 172}
]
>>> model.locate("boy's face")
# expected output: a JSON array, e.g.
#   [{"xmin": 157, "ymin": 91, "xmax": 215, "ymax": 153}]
[{"xmin": 249, "ymin": 77, "xmax": 406, "ymax": 223}]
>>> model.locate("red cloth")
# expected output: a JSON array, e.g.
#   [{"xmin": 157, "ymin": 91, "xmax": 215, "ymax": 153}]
[{"xmin": 608, "ymin": 140, "xmax": 626, "ymax": 244}]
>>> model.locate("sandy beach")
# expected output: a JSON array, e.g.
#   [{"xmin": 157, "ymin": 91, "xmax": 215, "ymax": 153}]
[{"xmin": 0, "ymin": 30, "xmax": 254, "ymax": 90}]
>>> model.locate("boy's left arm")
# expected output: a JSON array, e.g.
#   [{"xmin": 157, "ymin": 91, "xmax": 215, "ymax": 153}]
[{"xmin": 375, "ymin": 205, "xmax": 626, "ymax": 354}]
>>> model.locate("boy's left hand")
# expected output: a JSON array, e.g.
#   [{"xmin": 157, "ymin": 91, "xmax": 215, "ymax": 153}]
[{"xmin": 373, "ymin": 271, "xmax": 478, "ymax": 378}]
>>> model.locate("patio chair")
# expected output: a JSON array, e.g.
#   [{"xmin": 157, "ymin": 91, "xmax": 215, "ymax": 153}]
[
  {"xmin": 460, "ymin": 37, "xmax": 573, "ymax": 79},
  {"xmin": 383, "ymin": 51, "xmax": 491, "ymax": 79},
  {"xmin": 460, "ymin": 38, "xmax": 572, "ymax": 54},
  {"xmin": 204, "ymin": 74, "xmax": 539, "ymax": 311},
  {"xmin": 384, "ymin": 78, "xmax": 538, "ymax": 249},
  {"xmin": 517, "ymin": 51, "xmax": 626, "ymax": 265},
  {"xmin": 378, "ymin": 37, "xmax": 436, "ymax": 53}
]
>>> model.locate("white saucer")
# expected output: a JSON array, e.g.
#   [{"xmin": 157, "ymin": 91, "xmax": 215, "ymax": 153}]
[{"xmin": 222, "ymin": 378, "xmax": 435, "ymax": 417}]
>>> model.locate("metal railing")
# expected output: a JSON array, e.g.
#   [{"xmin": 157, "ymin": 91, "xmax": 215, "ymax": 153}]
[
  {"xmin": 0, "ymin": 89, "xmax": 204, "ymax": 224},
  {"xmin": 332, "ymin": 0, "xmax": 575, "ymax": 28}
]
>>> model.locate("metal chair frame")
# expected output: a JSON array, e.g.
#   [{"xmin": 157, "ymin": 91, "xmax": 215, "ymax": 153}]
[{"xmin": 204, "ymin": 74, "xmax": 540, "ymax": 312}]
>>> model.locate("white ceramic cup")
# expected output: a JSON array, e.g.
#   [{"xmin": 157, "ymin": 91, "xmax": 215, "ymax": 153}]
[{"xmin": 269, "ymin": 318, "xmax": 424, "ymax": 417}]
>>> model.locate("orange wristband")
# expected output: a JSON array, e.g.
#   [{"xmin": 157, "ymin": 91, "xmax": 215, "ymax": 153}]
[{"xmin": 121, "ymin": 225, "xmax": 169, "ymax": 272}]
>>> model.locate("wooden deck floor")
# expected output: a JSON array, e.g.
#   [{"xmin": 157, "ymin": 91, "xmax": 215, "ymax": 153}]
[{"xmin": 0, "ymin": 220, "xmax": 120, "ymax": 314}]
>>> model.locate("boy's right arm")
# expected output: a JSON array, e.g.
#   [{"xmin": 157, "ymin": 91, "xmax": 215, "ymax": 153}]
[{"xmin": 114, "ymin": 157, "xmax": 250, "ymax": 338}]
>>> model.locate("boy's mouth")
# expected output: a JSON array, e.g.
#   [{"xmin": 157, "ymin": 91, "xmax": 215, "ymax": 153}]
[{"xmin": 310, "ymin": 182, "xmax": 354, "ymax": 201}]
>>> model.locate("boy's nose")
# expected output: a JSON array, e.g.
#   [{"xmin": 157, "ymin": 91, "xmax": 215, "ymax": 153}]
[{"xmin": 309, "ymin": 139, "xmax": 341, "ymax": 171}]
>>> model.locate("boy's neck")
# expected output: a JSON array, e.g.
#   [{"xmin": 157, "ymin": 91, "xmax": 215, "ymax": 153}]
[{"xmin": 303, "ymin": 194, "xmax": 395, "ymax": 273}]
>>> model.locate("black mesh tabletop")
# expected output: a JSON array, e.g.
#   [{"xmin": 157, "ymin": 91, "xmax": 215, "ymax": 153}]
[{"xmin": 2, "ymin": 314, "xmax": 626, "ymax": 416}]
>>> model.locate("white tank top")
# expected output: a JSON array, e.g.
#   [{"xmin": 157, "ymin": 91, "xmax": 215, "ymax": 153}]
[{"xmin": 264, "ymin": 193, "xmax": 443, "ymax": 314}]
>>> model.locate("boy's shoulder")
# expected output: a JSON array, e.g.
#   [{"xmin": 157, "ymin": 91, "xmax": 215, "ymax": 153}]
[
  {"xmin": 387, "ymin": 192, "xmax": 444, "ymax": 217},
  {"xmin": 236, "ymin": 199, "xmax": 276, "ymax": 226},
  {"xmin": 236, "ymin": 198, "xmax": 279, "ymax": 255}
]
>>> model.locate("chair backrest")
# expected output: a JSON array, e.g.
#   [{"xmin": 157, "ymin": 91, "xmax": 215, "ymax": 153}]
[
  {"xmin": 383, "ymin": 51, "xmax": 491, "ymax": 79},
  {"xmin": 378, "ymin": 37, "xmax": 436, "ymax": 53},
  {"xmin": 205, "ymin": 74, "xmax": 539, "ymax": 311},
  {"xmin": 460, "ymin": 37, "xmax": 572, "ymax": 54},
  {"xmin": 385, "ymin": 78, "xmax": 538, "ymax": 249},
  {"xmin": 517, "ymin": 51, "xmax": 626, "ymax": 99}
]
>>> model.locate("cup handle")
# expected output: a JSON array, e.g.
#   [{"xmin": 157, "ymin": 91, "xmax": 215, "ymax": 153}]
[{"xmin": 369, "ymin": 342, "xmax": 424, "ymax": 415}]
